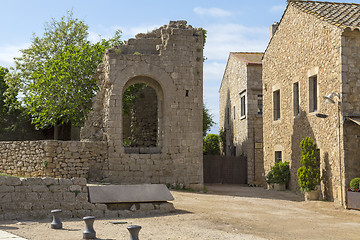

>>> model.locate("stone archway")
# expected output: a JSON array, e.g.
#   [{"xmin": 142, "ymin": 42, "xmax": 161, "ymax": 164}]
[{"xmin": 122, "ymin": 76, "xmax": 164, "ymax": 152}]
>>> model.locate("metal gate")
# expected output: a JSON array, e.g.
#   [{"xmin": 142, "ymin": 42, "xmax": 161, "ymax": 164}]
[{"xmin": 203, "ymin": 155, "xmax": 247, "ymax": 184}]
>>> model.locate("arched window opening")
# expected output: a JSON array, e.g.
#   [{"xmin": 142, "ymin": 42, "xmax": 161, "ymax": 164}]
[{"xmin": 122, "ymin": 83, "xmax": 158, "ymax": 148}]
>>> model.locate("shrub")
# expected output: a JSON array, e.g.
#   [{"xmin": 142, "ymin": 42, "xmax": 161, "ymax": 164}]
[
  {"xmin": 266, "ymin": 161, "xmax": 290, "ymax": 185},
  {"xmin": 297, "ymin": 136, "xmax": 320, "ymax": 192},
  {"xmin": 203, "ymin": 134, "xmax": 220, "ymax": 155},
  {"xmin": 350, "ymin": 178, "xmax": 360, "ymax": 191}
]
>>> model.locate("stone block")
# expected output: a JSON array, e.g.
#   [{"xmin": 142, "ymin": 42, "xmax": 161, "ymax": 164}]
[
  {"xmin": 10, "ymin": 192, "xmax": 26, "ymax": 202},
  {"xmin": 63, "ymin": 192, "xmax": 76, "ymax": 202},
  {"xmin": 0, "ymin": 186, "xmax": 14, "ymax": 193},
  {"xmin": 69, "ymin": 185, "xmax": 82, "ymax": 192},
  {"xmin": 159, "ymin": 202, "xmax": 175, "ymax": 212},
  {"xmin": 26, "ymin": 192, "xmax": 39, "ymax": 201},
  {"xmin": 73, "ymin": 209, "xmax": 91, "ymax": 218},
  {"xmin": 0, "ymin": 176, "xmax": 5, "ymax": 185},
  {"xmin": 88, "ymin": 184, "xmax": 174, "ymax": 203},
  {"xmin": 139, "ymin": 203, "xmax": 155, "ymax": 211},
  {"xmin": 104, "ymin": 210, "xmax": 118, "ymax": 218},
  {"xmin": 72, "ymin": 177, "xmax": 87, "ymax": 186},
  {"xmin": 75, "ymin": 192, "xmax": 88, "ymax": 202},
  {"xmin": 5, "ymin": 177, "xmax": 21, "ymax": 186},
  {"xmin": 59, "ymin": 178, "xmax": 73, "ymax": 185},
  {"xmin": 23, "ymin": 177, "xmax": 43, "ymax": 185},
  {"xmin": 91, "ymin": 209, "xmax": 105, "ymax": 218},
  {"xmin": 42, "ymin": 177, "xmax": 59, "ymax": 186},
  {"xmin": 0, "ymin": 193, "xmax": 11, "ymax": 202},
  {"xmin": 32, "ymin": 185, "xmax": 50, "ymax": 192}
]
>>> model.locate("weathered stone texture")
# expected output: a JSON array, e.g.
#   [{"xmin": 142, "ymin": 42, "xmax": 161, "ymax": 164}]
[
  {"xmin": 263, "ymin": 4, "xmax": 360, "ymax": 204},
  {"xmin": 219, "ymin": 53, "xmax": 264, "ymax": 185}
]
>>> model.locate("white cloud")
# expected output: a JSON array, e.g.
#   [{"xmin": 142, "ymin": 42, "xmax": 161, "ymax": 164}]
[
  {"xmin": 194, "ymin": 7, "xmax": 232, "ymax": 18},
  {"xmin": 270, "ymin": 5, "xmax": 286, "ymax": 13},
  {"xmin": 204, "ymin": 23, "xmax": 269, "ymax": 61},
  {"xmin": 204, "ymin": 61, "xmax": 226, "ymax": 82},
  {"xmin": 0, "ymin": 43, "xmax": 29, "ymax": 68}
]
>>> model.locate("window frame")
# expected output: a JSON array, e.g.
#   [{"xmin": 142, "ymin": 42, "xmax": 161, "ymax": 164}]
[{"xmin": 273, "ymin": 89, "xmax": 281, "ymax": 121}]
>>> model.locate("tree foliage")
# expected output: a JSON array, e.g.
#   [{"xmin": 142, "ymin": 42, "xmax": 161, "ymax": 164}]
[
  {"xmin": 4, "ymin": 11, "xmax": 122, "ymax": 129},
  {"xmin": 297, "ymin": 136, "xmax": 320, "ymax": 192},
  {"xmin": 203, "ymin": 134, "xmax": 221, "ymax": 155},
  {"xmin": 266, "ymin": 161, "xmax": 290, "ymax": 185},
  {"xmin": 0, "ymin": 67, "xmax": 9, "ymax": 113},
  {"xmin": 203, "ymin": 103, "xmax": 215, "ymax": 137}
]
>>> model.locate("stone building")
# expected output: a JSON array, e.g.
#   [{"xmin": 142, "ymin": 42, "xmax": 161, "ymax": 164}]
[
  {"xmin": 263, "ymin": 0, "xmax": 360, "ymax": 205},
  {"xmin": 81, "ymin": 21, "xmax": 204, "ymax": 189},
  {"xmin": 219, "ymin": 52, "xmax": 264, "ymax": 185}
]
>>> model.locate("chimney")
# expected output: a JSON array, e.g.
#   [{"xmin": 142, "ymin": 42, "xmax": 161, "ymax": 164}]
[{"xmin": 269, "ymin": 22, "xmax": 279, "ymax": 39}]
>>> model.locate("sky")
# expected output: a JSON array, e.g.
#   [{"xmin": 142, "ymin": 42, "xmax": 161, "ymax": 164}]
[{"xmin": 1, "ymin": 0, "xmax": 359, "ymax": 134}]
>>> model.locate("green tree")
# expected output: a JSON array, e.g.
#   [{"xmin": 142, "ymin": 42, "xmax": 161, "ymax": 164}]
[
  {"xmin": 297, "ymin": 136, "xmax": 320, "ymax": 192},
  {"xmin": 203, "ymin": 134, "xmax": 221, "ymax": 155},
  {"xmin": 4, "ymin": 11, "xmax": 122, "ymax": 131},
  {"xmin": 0, "ymin": 67, "xmax": 9, "ymax": 113},
  {"xmin": 203, "ymin": 103, "xmax": 215, "ymax": 137}
]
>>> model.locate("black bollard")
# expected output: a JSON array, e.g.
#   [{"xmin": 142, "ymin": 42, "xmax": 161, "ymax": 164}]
[
  {"xmin": 83, "ymin": 216, "xmax": 96, "ymax": 239},
  {"xmin": 51, "ymin": 209, "xmax": 62, "ymax": 229},
  {"xmin": 127, "ymin": 225, "xmax": 141, "ymax": 240}
]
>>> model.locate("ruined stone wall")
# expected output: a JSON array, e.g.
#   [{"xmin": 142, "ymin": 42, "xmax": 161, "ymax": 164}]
[
  {"xmin": 0, "ymin": 141, "xmax": 107, "ymax": 181},
  {"xmin": 341, "ymin": 30, "xmax": 360, "ymax": 186},
  {"xmin": 219, "ymin": 54, "xmax": 264, "ymax": 185},
  {"xmin": 81, "ymin": 21, "xmax": 204, "ymax": 189},
  {"xmin": 263, "ymin": 5, "xmax": 343, "ymax": 202}
]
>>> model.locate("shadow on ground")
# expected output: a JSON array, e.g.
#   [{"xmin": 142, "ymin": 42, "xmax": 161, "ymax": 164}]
[{"xmin": 204, "ymin": 184, "xmax": 304, "ymax": 202}]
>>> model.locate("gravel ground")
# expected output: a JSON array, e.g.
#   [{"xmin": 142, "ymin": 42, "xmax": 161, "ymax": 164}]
[{"xmin": 1, "ymin": 184, "xmax": 360, "ymax": 240}]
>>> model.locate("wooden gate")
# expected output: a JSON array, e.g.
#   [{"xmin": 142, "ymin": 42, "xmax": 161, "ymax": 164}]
[{"xmin": 203, "ymin": 155, "xmax": 247, "ymax": 184}]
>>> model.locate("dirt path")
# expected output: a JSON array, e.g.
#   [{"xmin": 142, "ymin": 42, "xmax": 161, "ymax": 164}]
[{"xmin": 1, "ymin": 184, "xmax": 360, "ymax": 239}]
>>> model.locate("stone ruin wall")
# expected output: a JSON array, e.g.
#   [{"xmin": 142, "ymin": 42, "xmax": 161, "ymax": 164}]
[
  {"xmin": 81, "ymin": 21, "xmax": 204, "ymax": 189},
  {"xmin": 0, "ymin": 176, "xmax": 174, "ymax": 220},
  {"xmin": 0, "ymin": 141, "xmax": 107, "ymax": 181}
]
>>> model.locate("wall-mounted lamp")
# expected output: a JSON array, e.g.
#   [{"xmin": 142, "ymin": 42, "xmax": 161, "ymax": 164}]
[{"xmin": 323, "ymin": 92, "xmax": 341, "ymax": 104}]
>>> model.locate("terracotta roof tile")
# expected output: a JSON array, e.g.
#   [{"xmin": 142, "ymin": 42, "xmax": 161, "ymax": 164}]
[{"xmin": 290, "ymin": 1, "xmax": 360, "ymax": 30}]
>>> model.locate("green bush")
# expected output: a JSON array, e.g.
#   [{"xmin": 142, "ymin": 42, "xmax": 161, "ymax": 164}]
[
  {"xmin": 203, "ymin": 134, "xmax": 220, "ymax": 155},
  {"xmin": 350, "ymin": 178, "xmax": 360, "ymax": 191},
  {"xmin": 297, "ymin": 136, "xmax": 320, "ymax": 192},
  {"xmin": 266, "ymin": 161, "xmax": 290, "ymax": 185}
]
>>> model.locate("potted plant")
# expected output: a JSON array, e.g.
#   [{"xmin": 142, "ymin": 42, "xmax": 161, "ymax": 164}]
[
  {"xmin": 297, "ymin": 137, "xmax": 320, "ymax": 201},
  {"xmin": 347, "ymin": 178, "xmax": 360, "ymax": 210},
  {"xmin": 266, "ymin": 161, "xmax": 290, "ymax": 190}
]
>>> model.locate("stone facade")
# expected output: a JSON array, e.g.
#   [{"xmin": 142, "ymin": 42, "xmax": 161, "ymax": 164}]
[
  {"xmin": 0, "ymin": 176, "xmax": 174, "ymax": 220},
  {"xmin": 81, "ymin": 21, "xmax": 204, "ymax": 189},
  {"xmin": 263, "ymin": 1, "xmax": 360, "ymax": 205},
  {"xmin": 0, "ymin": 141, "xmax": 107, "ymax": 181},
  {"xmin": 219, "ymin": 53, "xmax": 264, "ymax": 185}
]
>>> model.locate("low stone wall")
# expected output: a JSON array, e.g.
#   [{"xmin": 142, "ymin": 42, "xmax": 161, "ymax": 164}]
[
  {"xmin": 0, "ymin": 140, "xmax": 108, "ymax": 181},
  {"xmin": 0, "ymin": 176, "xmax": 101, "ymax": 220},
  {"xmin": 0, "ymin": 176, "xmax": 175, "ymax": 220}
]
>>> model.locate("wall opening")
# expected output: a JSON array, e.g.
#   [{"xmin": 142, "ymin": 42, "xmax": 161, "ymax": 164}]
[{"xmin": 122, "ymin": 76, "xmax": 164, "ymax": 154}]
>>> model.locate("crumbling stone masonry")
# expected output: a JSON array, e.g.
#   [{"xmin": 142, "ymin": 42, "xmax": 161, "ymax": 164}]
[{"xmin": 81, "ymin": 21, "xmax": 204, "ymax": 189}]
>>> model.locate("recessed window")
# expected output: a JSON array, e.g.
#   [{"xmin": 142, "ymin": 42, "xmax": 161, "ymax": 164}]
[
  {"xmin": 273, "ymin": 90, "xmax": 280, "ymax": 120},
  {"xmin": 233, "ymin": 106, "xmax": 236, "ymax": 120},
  {"xmin": 257, "ymin": 94, "xmax": 263, "ymax": 115},
  {"xmin": 275, "ymin": 151, "xmax": 282, "ymax": 163},
  {"xmin": 309, "ymin": 75, "xmax": 317, "ymax": 112},
  {"xmin": 227, "ymin": 107, "xmax": 230, "ymax": 125},
  {"xmin": 240, "ymin": 91, "xmax": 246, "ymax": 118},
  {"xmin": 293, "ymin": 82, "xmax": 300, "ymax": 116}
]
